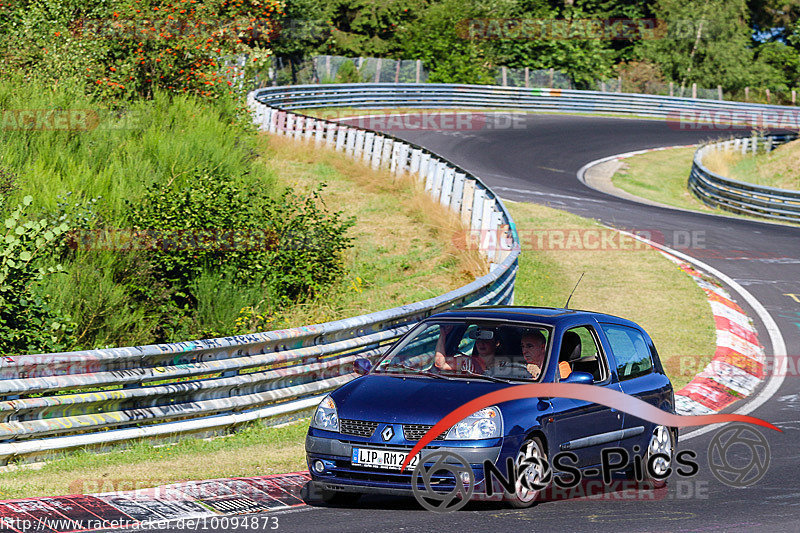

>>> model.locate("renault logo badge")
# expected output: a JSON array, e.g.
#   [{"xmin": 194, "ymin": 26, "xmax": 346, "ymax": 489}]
[{"xmin": 382, "ymin": 426, "xmax": 394, "ymax": 441}]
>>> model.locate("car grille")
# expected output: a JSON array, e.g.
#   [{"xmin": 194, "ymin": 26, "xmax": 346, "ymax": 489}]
[
  {"xmin": 403, "ymin": 424, "xmax": 446, "ymax": 441},
  {"xmin": 339, "ymin": 419, "xmax": 379, "ymax": 438}
]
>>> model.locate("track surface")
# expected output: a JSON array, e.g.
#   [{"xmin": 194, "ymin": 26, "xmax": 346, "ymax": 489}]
[{"xmin": 160, "ymin": 115, "xmax": 800, "ymax": 532}]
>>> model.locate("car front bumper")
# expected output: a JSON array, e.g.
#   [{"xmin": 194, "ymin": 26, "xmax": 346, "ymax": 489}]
[{"xmin": 306, "ymin": 433, "xmax": 504, "ymax": 495}]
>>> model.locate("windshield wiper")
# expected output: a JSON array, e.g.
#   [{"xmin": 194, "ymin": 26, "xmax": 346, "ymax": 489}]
[
  {"xmin": 459, "ymin": 369, "xmax": 513, "ymax": 384},
  {"xmin": 380, "ymin": 363, "xmax": 451, "ymax": 380}
]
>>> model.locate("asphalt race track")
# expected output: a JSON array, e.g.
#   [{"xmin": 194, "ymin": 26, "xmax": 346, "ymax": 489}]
[{"xmin": 152, "ymin": 114, "xmax": 800, "ymax": 532}]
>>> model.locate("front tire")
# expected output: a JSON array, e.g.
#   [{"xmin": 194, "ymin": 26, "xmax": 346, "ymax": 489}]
[
  {"xmin": 508, "ymin": 437, "xmax": 549, "ymax": 509},
  {"xmin": 642, "ymin": 425, "xmax": 675, "ymax": 488}
]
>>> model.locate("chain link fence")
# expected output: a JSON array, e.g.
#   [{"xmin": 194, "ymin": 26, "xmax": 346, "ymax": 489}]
[{"xmin": 244, "ymin": 54, "xmax": 797, "ymax": 104}]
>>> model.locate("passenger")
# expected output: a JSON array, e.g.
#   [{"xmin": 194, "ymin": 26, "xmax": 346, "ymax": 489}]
[
  {"xmin": 435, "ymin": 325, "xmax": 499, "ymax": 374},
  {"xmin": 521, "ymin": 330, "xmax": 547, "ymax": 379}
]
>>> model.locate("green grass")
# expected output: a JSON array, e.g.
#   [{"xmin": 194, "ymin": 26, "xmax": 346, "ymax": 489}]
[
  {"xmin": 610, "ymin": 147, "xmax": 721, "ymax": 213},
  {"xmin": 0, "ymin": 418, "xmax": 310, "ymax": 500},
  {"xmin": 610, "ymin": 146, "xmax": 800, "ymax": 226},
  {"xmin": 722, "ymin": 139, "xmax": 800, "ymax": 191},
  {"xmin": 0, "ymin": 79, "xmax": 272, "ymax": 221}
]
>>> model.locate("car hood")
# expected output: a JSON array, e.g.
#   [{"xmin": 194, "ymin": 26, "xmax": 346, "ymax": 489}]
[{"xmin": 330, "ymin": 374, "xmax": 510, "ymax": 425}]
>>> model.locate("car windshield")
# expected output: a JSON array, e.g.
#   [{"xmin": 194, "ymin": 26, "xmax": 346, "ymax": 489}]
[{"xmin": 374, "ymin": 320, "xmax": 551, "ymax": 381}]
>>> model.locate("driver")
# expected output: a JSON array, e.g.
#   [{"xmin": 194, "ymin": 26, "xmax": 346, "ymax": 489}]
[
  {"xmin": 435, "ymin": 325, "xmax": 498, "ymax": 374},
  {"xmin": 521, "ymin": 329, "xmax": 547, "ymax": 379}
]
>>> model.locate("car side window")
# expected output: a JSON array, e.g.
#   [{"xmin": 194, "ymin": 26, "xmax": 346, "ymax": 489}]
[
  {"xmin": 560, "ymin": 326, "xmax": 607, "ymax": 382},
  {"xmin": 600, "ymin": 324, "xmax": 654, "ymax": 380}
]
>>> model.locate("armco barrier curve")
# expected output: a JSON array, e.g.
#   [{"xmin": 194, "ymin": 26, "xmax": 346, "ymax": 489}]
[
  {"xmin": 0, "ymin": 87, "xmax": 521, "ymax": 465},
  {"xmin": 689, "ymin": 134, "xmax": 800, "ymax": 222},
  {"xmin": 5, "ymin": 82, "xmax": 799, "ymax": 465},
  {"xmin": 252, "ymin": 82, "xmax": 800, "ymax": 119}
]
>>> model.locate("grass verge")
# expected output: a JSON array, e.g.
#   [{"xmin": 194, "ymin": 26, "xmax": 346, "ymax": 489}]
[
  {"xmin": 709, "ymin": 139, "xmax": 800, "ymax": 191},
  {"xmin": 0, "ymin": 419, "xmax": 310, "ymax": 500},
  {"xmin": 610, "ymin": 146, "xmax": 800, "ymax": 226}
]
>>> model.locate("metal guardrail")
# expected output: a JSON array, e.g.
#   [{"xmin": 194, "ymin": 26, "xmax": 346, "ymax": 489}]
[
  {"xmin": 252, "ymin": 83, "xmax": 800, "ymax": 119},
  {"xmin": 689, "ymin": 135, "xmax": 800, "ymax": 222},
  {"xmin": 0, "ymin": 86, "xmax": 520, "ymax": 465}
]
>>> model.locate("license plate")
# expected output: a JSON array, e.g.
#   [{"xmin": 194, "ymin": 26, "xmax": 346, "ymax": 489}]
[{"xmin": 351, "ymin": 447, "xmax": 420, "ymax": 470}]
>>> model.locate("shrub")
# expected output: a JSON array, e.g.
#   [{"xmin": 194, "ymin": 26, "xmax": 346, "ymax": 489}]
[
  {"xmin": 261, "ymin": 185, "xmax": 355, "ymax": 302},
  {"xmin": 0, "ymin": 193, "xmax": 76, "ymax": 354},
  {"xmin": 127, "ymin": 170, "xmax": 354, "ymax": 308},
  {"xmin": 0, "ymin": 0, "xmax": 281, "ymax": 101}
]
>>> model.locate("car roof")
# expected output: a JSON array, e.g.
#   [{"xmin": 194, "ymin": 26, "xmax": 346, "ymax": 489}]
[{"xmin": 428, "ymin": 306, "xmax": 642, "ymax": 329}]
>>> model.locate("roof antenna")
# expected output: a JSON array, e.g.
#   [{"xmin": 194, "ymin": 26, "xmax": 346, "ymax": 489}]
[{"xmin": 564, "ymin": 272, "xmax": 585, "ymax": 309}]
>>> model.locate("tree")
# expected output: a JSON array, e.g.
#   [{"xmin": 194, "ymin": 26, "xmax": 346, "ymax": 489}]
[{"xmin": 635, "ymin": 0, "xmax": 783, "ymax": 92}]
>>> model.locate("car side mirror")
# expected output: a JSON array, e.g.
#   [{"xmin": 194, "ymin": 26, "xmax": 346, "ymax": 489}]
[
  {"xmin": 353, "ymin": 358, "xmax": 372, "ymax": 375},
  {"xmin": 564, "ymin": 371, "xmax": 593, "ymax": 384}
]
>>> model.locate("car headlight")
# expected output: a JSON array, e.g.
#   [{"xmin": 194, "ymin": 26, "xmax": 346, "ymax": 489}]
[
  {"xmin": 445, "ymin": 406, "xmax": 502, "ymax": 440},
  {"xmin": 310, "ymin": 395, "xmax": 339, "ymax": 432}
]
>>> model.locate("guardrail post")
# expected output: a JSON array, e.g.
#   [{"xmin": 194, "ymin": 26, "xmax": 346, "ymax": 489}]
[
  {"xmin": 345, "ymin": 128, "xmax": 357, "ymax": 155},
  {"xmin": 418, "ymin": 153, "xmax": 431, "ymax": 183},
  {"xmin": 371, "ymin": 136, "xmax": 384, "ymax": 169},
  {"xmin": 461, "ymin": 179, "xmax": 475, "ymax": 224},
  {"xmin": 304, "ymin": 118, "xmax": 316, "ymax": 141},
  {"xmin": 286, "ymin": 114, "xmax": 295, "ymax": 137},
  {"xmin": 315, "ymin": 120, "xmax": 326, "ymax": 145},
  {"xmin": 439, "ymin": 167, "xmax": 455, "ymax": 205},
  {"xmin": 410, "ymin": 149, "xmax": 422, "ymax": 174},
  {"xmin": 471, "ymin": 188, "xmax": 486, "ymax": 230},
  {"xmin": 293, "ymin": 116, "xmax": 304, "ymax": 140},
  {"xmin": 354, "ymin": 130, "xmax": 365, "ymax": 157},
  {"xmin": 380, "ymin": 138, "xmax": 394, "ymax": 169},
  {"xmin": 692, "ymin": 83, "xmax": 697, "ymax": 99},
  {"xmin": 325, "ymin": 122, "xmax": 337, "ymax": 146},
  {"xmin": 390, "ymin": 142, "xmax": 401, "ymax": 173},
  {"xmin": 450, "ymin": 172, "xmax": 466, "ymax": 213},
  {"xmin": 395, "ymin": 143, "xmax": 409, "ymax": 174},
  {"xmin": 482, "ymin": 197, "xmax": 495, "ymax": 235},
  {"xmin": 276, "ymin": 111, "xmax": 287, "ymax": 135},
  {"xmin": 428, "ymin": 161, "xmax": 444, "ymax": 193},
  {"xmin": 268, "ymin": 108, "xmax": 279, "ymax": 133},
  {"xmin": 363, "ymin": 131, "xmax": 375, "ymax": 161},
  {"xmin": 335, "ymin": 125, "xmax": 347, "ymax": 152},
  {"xmin": 496, "ymin": 223, "xmax": 511, "ymax": 264}
]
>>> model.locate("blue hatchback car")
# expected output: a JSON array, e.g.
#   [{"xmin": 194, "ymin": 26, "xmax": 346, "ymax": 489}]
[{"xmin": 305, "ymin": 306, "xmax": 677, "ymax": 507}]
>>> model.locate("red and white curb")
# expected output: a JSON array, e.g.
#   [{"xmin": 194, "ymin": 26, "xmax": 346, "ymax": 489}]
[
  {"xmin": 659, "ymin": 252, "xmax": 767, "ymax": 416},
  {"xmin": 0, "ymin": 472, "xmax": 309, "ymax": 532}
]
